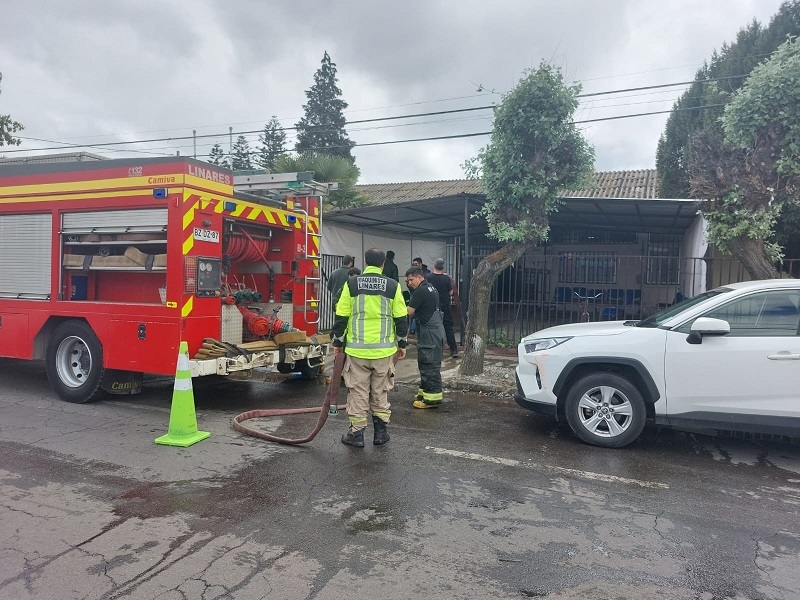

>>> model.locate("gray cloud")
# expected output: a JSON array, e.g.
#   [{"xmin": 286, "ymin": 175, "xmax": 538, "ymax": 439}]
[{"xmin": 0, "ymin": 0, "xmax": 786, "ymax": 183}]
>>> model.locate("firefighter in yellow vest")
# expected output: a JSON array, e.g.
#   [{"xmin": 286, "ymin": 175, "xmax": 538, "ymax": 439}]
[{"xmin": 332, "ymin": 248, "xmax": 408, "ymax": 447}]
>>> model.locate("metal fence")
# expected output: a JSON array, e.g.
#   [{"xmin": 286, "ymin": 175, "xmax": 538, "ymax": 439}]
[
  {"xmin": 318, "ymin": 252, "xmax": 799, "ymax": 348},
  {"xmin": 460, "ymin": 254, "xmax": 800, "ymax": 348},
  {"xmin": 318, "ymin": 253, "xmax": 345, "ymax": 332}
]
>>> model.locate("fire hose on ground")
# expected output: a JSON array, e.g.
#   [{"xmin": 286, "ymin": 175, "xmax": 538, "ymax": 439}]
[
  {"xmin": 231, "ymin": 351, "xmax": 401, "ymax": 445},
  {"xmin": 231, "ymin": 350, "xmax": 347, "ymax": 445}
]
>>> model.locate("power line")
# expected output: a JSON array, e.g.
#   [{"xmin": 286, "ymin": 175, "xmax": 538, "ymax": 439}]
[
  {"xmin": 133, "ymin": 96, "xmax": 694, "ymax": 157},
  {"xmin": 9, "ymin": 75, "xmax": 745, "ymax": 155},
  {"xmin": 216, "ymin": 102, "xmax": 726, "ymax": 159},
  {"xmin": 330, "ymin": 103, "xmax": 727, "ymax": 149}
]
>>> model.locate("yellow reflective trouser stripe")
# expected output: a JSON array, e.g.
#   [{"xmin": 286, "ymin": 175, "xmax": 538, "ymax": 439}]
[
  {"xmin": 422, "ymin": 391, "xmax": 443, "ymax": 402},
  {"xmin": 373, "ymin": 411, "xmax": 391, "ymax": 423},
  {"xmin": 348, "ymin": 416, "xmax": 368, "ymax": 426}
]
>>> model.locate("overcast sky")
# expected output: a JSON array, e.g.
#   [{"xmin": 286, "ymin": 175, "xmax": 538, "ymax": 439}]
[{"xmin": 0, "ymin": 0, "xmax": 787, "ymax": 184}]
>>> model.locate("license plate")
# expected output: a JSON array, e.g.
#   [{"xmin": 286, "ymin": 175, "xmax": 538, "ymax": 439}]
[{"xmin": 193, "ymin": 228, "xmax": 220, "ymax": 243}]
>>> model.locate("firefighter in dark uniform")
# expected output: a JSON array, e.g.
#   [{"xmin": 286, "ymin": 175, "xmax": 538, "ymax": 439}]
[{"xmin": 405, "ymin": 266, "xmax": 446, "ymax": 408}]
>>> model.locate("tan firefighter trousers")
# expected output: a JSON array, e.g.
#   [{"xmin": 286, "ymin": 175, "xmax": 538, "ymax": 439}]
[{"xmin": 342, "ymin": 355, "xmax": 395, "ymax": 432}]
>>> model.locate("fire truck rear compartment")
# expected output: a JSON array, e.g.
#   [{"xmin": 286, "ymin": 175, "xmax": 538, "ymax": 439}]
[{"xmin": 0, "ymin": 158, "xmax": 327, "ymax": 403}]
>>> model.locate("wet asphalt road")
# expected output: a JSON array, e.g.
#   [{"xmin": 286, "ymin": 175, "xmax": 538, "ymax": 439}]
[{"xmin": 1, "ymin": 357, "xmax": 799, "ymax": 600}]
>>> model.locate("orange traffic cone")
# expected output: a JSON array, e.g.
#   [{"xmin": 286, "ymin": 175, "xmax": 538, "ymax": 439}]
[{"xmin": 154, "ymin": 341, "xmax": 210, "ymax": 447}]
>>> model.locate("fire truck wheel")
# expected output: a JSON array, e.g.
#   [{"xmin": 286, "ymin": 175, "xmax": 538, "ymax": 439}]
[
  {"xmin": 298, "ymin": 359, "xmax": 320, "ymax": 381},
  {"xmin": 45, "ymin": 321, "xmax": 106, "ymax": 404}
]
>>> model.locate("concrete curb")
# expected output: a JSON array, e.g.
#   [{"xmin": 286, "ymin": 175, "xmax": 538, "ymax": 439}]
[
  {"xmin": 396, "ymin": 345, "xmax": 517, "ymax": 396},
  {"xmin": 322, "ymin": 344, "xmax": 518, "ymax": 396}
]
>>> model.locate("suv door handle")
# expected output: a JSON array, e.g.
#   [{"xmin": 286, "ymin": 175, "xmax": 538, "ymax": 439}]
[{"xmin": 767, "ymin": 351, "xmax": 800, "ymax": 360}]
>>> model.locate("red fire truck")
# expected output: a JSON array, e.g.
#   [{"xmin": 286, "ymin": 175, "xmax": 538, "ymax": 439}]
[{"xmin": 0, "ymin": 156, "xmax": 328, "ymax": 403}]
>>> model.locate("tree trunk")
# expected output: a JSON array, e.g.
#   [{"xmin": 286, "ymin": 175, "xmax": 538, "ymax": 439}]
[
  {"xmin": 459, "ymin": 241, "xmax": 529, "ymax": 376},
  {"xmin": 728, "ymin": 237, "xmax": 781, "ymax": 280}
]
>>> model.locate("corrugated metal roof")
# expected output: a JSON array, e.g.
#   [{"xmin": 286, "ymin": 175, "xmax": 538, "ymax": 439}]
[
  {"xmin": 0, "ymin": 151, "xmax": 107, "ymax": 165},
  {"xmin": 356, "ymin": 179, "xmax": 484, "ymax": 205},
  {"xmin": 356, "ymin": 169, "xmax": 657, "ymax": 205},
  {"xmin": 567, "ymin": 169, "xmax": 656, "ymax": 199}
]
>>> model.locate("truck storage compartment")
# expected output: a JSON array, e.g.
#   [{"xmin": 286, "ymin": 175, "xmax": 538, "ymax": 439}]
[{"xmin": 0, "ymin": 213, "xmax": 52, "ymax": 299}]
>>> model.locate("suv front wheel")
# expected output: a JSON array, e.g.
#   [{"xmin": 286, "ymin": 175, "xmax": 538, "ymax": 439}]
[{"xmin": 564, "ymin": 373, "xmax": 646, "ymax": 448}]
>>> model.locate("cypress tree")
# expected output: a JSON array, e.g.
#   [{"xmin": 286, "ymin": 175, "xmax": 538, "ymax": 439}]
[
  {"xmin": 257, "ymin": 116, "xmax": 286, "ymax": 171},
  {"xmin": 230, "ymin": 135, "xmax": 253, "ymax": 171},
  {"xmin": 656, "ymin": 0, "xmax": 800, "ymax": 198},
  {"xmin": 295, "ymin": 52, "xmax": 355, "ymax": 161},
  {"xmin": 208, "ymin": 143, "xmax": 228, "ymax": 168}
]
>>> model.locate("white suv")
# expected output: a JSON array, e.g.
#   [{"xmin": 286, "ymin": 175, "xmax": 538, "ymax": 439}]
[{"xmin": 515, "ymin": 279, "xmax": 800, "ymax": 448}]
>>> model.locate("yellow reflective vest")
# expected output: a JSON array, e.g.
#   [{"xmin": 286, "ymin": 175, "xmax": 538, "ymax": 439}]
[{"xmin": 333, "ymin": 266, "xmax": 408, "ymax": 359}]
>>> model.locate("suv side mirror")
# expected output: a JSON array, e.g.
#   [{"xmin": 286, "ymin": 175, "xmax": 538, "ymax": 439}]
[{"xmin": 686, "ymin": 317, "xmax": 731, "ymax": 345}]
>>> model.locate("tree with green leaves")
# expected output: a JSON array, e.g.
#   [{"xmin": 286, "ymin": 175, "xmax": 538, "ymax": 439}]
[
  {"xmin": 257, "ymin": 115, "xmax": 286, "ymax": 171},
  {"xmin": 460, "ymin": 63, "xmax": 594, "ymax": 375},
  {"xmin": 208, "ymin": 143, "xmax": 228, "ymax": 167},
  {"xmin": 689, "ymin": 38, "xmax": 800, "ymax": 279},
  {"xmin": 295, "ymin": 52, "xmax": 355, "ymax": 160},
  {"xmin": 230, "ymin": 135, "xmax": 252, "ymax": 171},
  {"xmin": 272, "ymin": 152, "xmax": 368, "ymax": 210},
  {"xmin": 656, "ymin": 1, "xmax": 800, "ymax": 199},
  {"xmin": 0, "ymin": 73, "xmax": 23, "ymax": 147}
]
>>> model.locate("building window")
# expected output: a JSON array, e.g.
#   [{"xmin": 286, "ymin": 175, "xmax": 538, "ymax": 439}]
[
  {"xmin": 647, "ymin": 234, "xmax": 680, "ymax": 285},
  {"xmin": 558, "ymin": 251, "xmax": 617, "ymax": 284}
]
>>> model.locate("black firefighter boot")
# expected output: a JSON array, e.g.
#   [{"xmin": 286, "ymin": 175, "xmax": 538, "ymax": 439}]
[
  {"xmin": 372, "ymin": 416, "xmax": 390, "ymax": 445},
  {"xmin": 341, "ymin": 428, "xmax": 365, "ymax": 447}
]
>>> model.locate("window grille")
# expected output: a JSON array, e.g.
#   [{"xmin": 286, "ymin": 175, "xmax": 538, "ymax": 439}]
[
  {"xmin": 646, "ymin": 234, "xmax": 680, "ymax": 284},
  {"xmin": 558, "ymin": 251, "xmax": 617, "ymax": 284}
]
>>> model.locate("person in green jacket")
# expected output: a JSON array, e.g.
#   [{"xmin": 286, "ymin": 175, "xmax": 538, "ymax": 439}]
[{"xmin": 332, "ymin": 248, "xmax": 408, "ymax": 447}]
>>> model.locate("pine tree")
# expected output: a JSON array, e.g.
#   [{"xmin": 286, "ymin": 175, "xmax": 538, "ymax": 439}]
[
  {"xmin": 257, "ymin": 116, "xmax": 286, "ymax": 171},
  {"xmin": 230, "ymin": 135, "xmax": 253, "ymax": 171},
  {"xmin": 208, "ymin": 143, "xmax": 228, "ymax": 167},
  {"xmin": 295, "ymin": 52, "xmax": 355, "ymax": 160}
]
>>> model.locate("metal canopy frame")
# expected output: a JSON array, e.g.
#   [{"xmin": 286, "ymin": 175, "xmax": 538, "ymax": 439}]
[
  {"xmin": 323, "ymin": 192, "xmax": 700, "ymax": 343},
  {"xmin": 324, "ymin": 194, "xmax": 699, "ymax": 238}
]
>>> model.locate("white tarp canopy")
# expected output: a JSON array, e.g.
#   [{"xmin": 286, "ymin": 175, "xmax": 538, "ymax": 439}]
[{"xmin": 321, "ymin": 221, "xmax": 448, "ymax": 270}]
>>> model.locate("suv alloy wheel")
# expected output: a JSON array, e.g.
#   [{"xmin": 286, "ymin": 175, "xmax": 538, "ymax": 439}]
[{"xmin": 564, "ymin": 373, "xmax": 646, "ymax": 448}]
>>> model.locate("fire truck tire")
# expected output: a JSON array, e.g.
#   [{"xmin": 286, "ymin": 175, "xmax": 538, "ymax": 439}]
[
  {"xmin": 298, "ymin": 359, "xmax": 320, "ymax": 380},
  {"xmin": 45, "ymin": 321, "xmax": 106, "ymax": 404}
]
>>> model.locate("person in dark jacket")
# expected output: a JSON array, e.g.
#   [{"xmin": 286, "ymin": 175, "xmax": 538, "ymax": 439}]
[
  {"xmin": 405, "ymin": 266, "xmax": 445, "ymax": 408},
  {"xmin": 412, "ymin": 257, "xmax": 431, "ymax": 276},
  {"xmin": 425, "ymin": 258, "xmax": 459, "ymax": 358},
  {"xmin": 382, "ymin": 250, "xmax": 399, "ymax": 282},
  {"xmin": 327, "ymin": 255, "xmax": 354, "ymax": 311}
]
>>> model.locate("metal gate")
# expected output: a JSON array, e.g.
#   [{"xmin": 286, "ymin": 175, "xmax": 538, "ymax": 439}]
[
  {"xmin": 461, "ymin": 253, "xmax": 800, "ymax": 348},
  {"xmin": 319, "ymin": 254, "xmax": 345, "ymax": 331}
]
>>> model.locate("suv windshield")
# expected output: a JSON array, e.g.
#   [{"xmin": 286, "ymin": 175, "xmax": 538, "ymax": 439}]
[{"xmin": 636, "ymin": 288, "xmax": 730, "ymax": 328}]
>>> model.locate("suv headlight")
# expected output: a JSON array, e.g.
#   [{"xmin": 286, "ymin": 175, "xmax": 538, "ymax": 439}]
[{"xmin": 523, "ymin": 337, "xmax": 572, "ymax": 353}]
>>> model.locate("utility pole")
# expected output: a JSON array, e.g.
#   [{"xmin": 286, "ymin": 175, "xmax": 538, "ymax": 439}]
[{"xmin": 192, "ymin": 130, "xmax": 196, "ymax": 158}]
